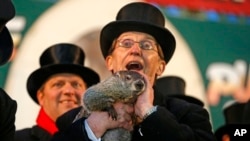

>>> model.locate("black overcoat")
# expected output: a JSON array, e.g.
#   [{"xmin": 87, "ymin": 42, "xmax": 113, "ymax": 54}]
[
  {"xmin": 0, "ymin": 88, "xmax": 17, "ymax": 141},
  {"xmin": 14, "ymin": 126, "xmax": 51, "ymax": 141},
  {"xmin": 51, "ymin": 87, "xmax": 217, "ymax": 141}
]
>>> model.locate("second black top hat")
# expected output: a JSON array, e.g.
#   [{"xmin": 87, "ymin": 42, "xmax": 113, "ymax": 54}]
[{"xmin": 27, "ymin": 43, "xmax": 100, "ymax": 104}]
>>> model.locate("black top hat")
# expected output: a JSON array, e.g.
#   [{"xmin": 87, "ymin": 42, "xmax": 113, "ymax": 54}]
[
  {"xmin": 27, "ymin": 43, "xmax": 100, "ymax": 104},
  {"xmin": 214, "ymin": 100, "xmax": 249, "ymax": 140},
  {"xmin": 100, "ymin": 2, "xmax": 176, "ymax": 63},
  {"xmin": 155, "ymin": 76, "xmax": 204, "ymax": 106},
  {"xmin": 242, "ymin": 100, "xmax": 250, "ymax": 123},
  {"xmin": 0, "ymin": 0, "xmax": 15, "ymax": 65}
]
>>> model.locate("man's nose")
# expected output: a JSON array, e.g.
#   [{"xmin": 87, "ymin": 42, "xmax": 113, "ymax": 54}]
[
  {"xmin": 63, "ymin": 83, "xmax": 75, "ymax": 95},
  {"xmin": 129, "ymin": 43, "xmax": 142, "ymax": 56}
]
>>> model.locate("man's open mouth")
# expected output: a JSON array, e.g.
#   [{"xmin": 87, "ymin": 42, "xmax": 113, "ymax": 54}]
[{"xmin": 126, "ymin": 61, "xmax": 143, "ymax": 71}]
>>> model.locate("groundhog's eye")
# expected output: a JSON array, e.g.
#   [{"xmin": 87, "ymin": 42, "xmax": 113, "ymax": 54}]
[{"xmin": 125, "ymin": 75, "xmax": 132, "ymax": 81}]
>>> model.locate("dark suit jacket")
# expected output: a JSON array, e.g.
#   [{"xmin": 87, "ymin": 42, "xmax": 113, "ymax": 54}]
[
  {"xmin": 51, "ymin": 88, "xmax": 216, "ymax": 141},
  {"xmin": 14, "ymin": 126, "xmax": 51, "ymax": 141},
  {"xmin": 0, "ymin": 88, "xmax": 17, "ymax": 141}
]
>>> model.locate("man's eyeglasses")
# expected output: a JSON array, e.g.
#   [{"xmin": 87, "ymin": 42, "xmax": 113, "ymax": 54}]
[
  {"xmin": 109, "ymin": 38, "xmax": 164, "ymax": 59},
  {"xmin": 117, "ymin": 38, "xmax": 158, "ymax": 51}
]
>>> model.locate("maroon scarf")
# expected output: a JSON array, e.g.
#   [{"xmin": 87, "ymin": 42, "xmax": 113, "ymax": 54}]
[{"xmin": 36, "ymin": 108, "xmax": 58, "ymax": 135}]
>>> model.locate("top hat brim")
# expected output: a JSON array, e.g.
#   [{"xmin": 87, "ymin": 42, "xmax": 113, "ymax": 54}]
[
  {"xmin": 170, "ymin": 95, "xmax": 204, "ymax": 107},
  {"xmin": 27, "ymin": 64, "xmax": 100, "ymax": 104},
  {"xmin": 100, "ymin": 21, "xmax": 176, "ymax": 63},
  {"xmin": 0, "ymin": 26, "xmax": 13, "ymax": 65}
]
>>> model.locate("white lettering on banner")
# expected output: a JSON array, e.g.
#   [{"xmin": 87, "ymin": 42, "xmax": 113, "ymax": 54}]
[{"xmin": 206, "ymin": 60, "xmax": 250, "ymax": 105}]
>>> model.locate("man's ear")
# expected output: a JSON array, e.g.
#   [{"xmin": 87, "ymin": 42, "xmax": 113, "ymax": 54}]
[
  {"xmin": 37, "ymin": 90, "xmax": 44, "ymax": 106},
  {"xmin": 105, "ymin": 56, "xmax": 113, "ymax": 72},
  {"xmin": 156, "ymin": 60, "xmax": 166, "ymax": 76}
]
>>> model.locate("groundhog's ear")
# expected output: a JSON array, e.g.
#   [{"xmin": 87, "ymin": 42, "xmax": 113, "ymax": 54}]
[{"xmin": 114, "ymin": 71, "xmax": 121, "ymax": 77}]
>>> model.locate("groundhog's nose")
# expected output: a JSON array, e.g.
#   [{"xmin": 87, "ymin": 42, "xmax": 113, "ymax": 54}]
[{"xmin": 135, "ymin": 80, "xmax": 145, "ymax": 91}]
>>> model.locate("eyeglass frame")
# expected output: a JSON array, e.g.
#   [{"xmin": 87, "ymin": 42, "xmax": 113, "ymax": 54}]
[{"xmin": 108, "ymin": 38, "xmax": 165, "ymax": 59}]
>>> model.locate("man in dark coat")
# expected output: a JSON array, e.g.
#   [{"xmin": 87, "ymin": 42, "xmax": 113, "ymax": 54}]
[
  {"xmin": 215, "ymin": 100, "xmax": 250, "ymax": 141},
  {"xmin": 14, "ymin": 43, "xmax": 100, "ymax": 141},
  {"xmin": 0, "ymin": 0, "xmax": 17, "ymax": 141},
  {"xmin": 51, "ymin": 2, "xmax": 216, "ymax": 141}
]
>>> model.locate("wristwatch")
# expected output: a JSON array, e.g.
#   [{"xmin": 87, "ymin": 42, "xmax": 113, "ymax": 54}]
[{"xmin": 143, "ymin": 105, "xmax": 158, "ymax": 120}]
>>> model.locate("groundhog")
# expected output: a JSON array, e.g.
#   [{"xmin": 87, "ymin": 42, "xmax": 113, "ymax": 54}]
[
  {"xmin": 102, "ymin": 128, "xmax": 132, "ymax": 141},
  {"xmin": 73, "ymin": 70, "xmax": 146, "ymax": 141}
]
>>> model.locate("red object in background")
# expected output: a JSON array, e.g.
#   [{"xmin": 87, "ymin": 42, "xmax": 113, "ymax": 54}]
[{"xmin": 145, "ymin": 0, "xmax": 250, "ymax": 16}]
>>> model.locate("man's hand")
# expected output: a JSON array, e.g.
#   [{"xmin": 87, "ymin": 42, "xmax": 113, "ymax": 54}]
[
  {"xmin": 86, "ymin": 102, "xmax": 134, "ymax": 138},
  {"xmin": 134, "ymin": 73, "xmax": 154, "ymax": 121}
]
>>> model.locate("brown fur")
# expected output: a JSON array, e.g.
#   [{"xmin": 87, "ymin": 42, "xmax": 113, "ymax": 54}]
[{"xmin": 73, "ymin": 70, "xmax": 146, "ymax": 141}]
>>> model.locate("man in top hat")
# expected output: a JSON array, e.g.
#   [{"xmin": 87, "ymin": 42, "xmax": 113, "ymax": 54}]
[
  {"xmin": 155, "ymin": 76, "xmax": 204, "ymax": 107},
  {"xmin": 0, "ymin": 0, "xmax": 17, "ymax": 141},
  {"xmin": 14, "ymin": 43, "xmax": 100, "ymax": 141},
  {"xmin": 215, "ymin": 100, "xmax": 250, "ymax": 141},
  {"xmin": 51, "ymin": 2, "xmax": 216, "ymax": 141}
]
